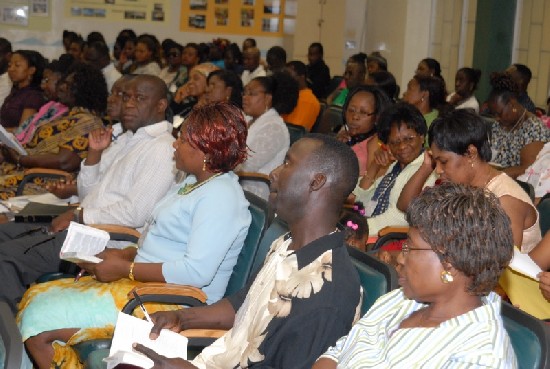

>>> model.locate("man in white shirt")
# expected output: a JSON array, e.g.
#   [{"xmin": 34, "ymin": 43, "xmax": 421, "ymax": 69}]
[
  {"xmin": 82, "ymin": 41, "xmax": 122, "ymax": 92},
  {"xmin": 241, "ymin": 47, "xmax": 266, "ymax": 87},
  {"xmin": 0, "ymin": 75, "xmax": 175, "ymax": 312},
  {"xmin": 0, "ymin": 38, "xmax": 12, "ymax": 109}
]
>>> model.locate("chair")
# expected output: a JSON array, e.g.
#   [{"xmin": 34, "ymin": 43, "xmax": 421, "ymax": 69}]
[
  {"xmin": 515, "ymin": 179, "xmax": 535, "ymax": 202},
  {"xmin": 370, "ymin": 226, "xmax": 408, "ymax": 251},
  {"xmin": 537, "ymin": 197, "xmax": 550, "ymax": 236},
  {"xmin": 0, "ymin": 302, "xmax": 22, "ymax": 369},
  {"xmin": 346, "ymin": 246, "xmax": 399, "ymax": 314},
  {"xmin": 15, "ymin": 168, "xmax": 73, "ymax": 196},
  {"xmin": 250, "ymin": 216, "xmax": 289, "ymax": 275},
  {"xmin": 502, "ymin": 301, "xmax": 550, "ymax": 369},
  {"xmin": 285, "ymin": 122, "xmax": 307, "ymax": 146},
  {"xmin": 313, "ymin": 105, "xmax": 343, "ymax": 135},
  {"xmin": 310, "ymin": 102, "xmax": 326, "ymax": 133}
]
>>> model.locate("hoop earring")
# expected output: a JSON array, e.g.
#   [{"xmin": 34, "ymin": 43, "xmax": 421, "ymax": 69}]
[{"xmin": 441, "ymin": 270, "xmax": 454, "ymax": 284}]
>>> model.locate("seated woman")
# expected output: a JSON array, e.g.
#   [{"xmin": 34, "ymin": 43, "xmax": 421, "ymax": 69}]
[
  {"xmin": 446, "ymin": 67, "xmax": 481, "ymax": 113},
  {"xmin": 0, "ymin": 50, "xmax": 46, "ymax": 129},
  {"xmin": 402, "ymin": 74, "xmax": 447, "ymax": 129},
  {"xmin": 353, "ymin": 102, "xmax": 427, "ymax": 236},
  {"xmin": 204, "ymin": 69, "xmax": 243, "ymax": 108},
  {"xmin": 336, "ymin": 85, "xmax": 391, "ymax": 175},
  {"xmin": 415, "ymin": 57, "xmax": 443, "ymax": 78},
  {"xmin": 487, "ymin": 72, "xmax": 550, "ymax": 178},
  {"xmin": 19, "ymin": 102, "xmax": 252, "ymax": 369},
  {"xmin": 327, "ymin": 53, "xmax": 367, "ymax": 107},
  {"xmin": 127, "ymin": 34, "xmax": 161, "ymax": 76},
  {"xmin": 238, "ymin": 71, "xmax": 298, "ymax": 200},
  {"xmin": 0, "ymin": 63, "xmax": 108, "ymax": 199},
  {"xmin": 314, "ymin": 183, "xmax": 517, "ymax": 368}
]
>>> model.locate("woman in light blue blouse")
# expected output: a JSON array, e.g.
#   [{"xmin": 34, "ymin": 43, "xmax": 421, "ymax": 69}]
[{"xmin": 19, "ymin": 102, "xmax": 251, "ymax": 369}]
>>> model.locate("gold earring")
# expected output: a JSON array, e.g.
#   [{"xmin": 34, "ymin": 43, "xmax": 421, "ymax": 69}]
[
  {"xmin": 202, "ymin": 158, "xmax": 207, "ymax": 171},
  {"xmin": 421, "ymin": 97, "xmax": 424, "ymax": 102},
  {"xmin": 441, "ymin": 270, "xmax": 454, "ymax": 284}
]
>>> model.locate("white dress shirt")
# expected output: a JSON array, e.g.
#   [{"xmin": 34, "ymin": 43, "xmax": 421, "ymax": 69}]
[
  {"xmin": 241, "ymin": 65, "xmax": 267, "ymax": 87},
  {"xmin": 102, "ymin": 63, "xmax": 122, "ymax": 92}
]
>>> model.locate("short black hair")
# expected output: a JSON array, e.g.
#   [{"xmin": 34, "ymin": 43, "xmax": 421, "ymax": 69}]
[
  {"xmin": 67, "ymin": 63, "xmax": 108, "ymax": 114},
  {"xmin": 309, "ymin": 42, "xmax": 324, "ymax": 55},
  {"xmin": 0, "ymin": 38, "xmax": 12, "ymax": 55},
  {"xmin": 342, "ymin": 85, "xmax": 392, "ymax": 127},
  {"xmin": 88, "ymin": 41, "xmax": 110, "ymax": 60},
  {"xmin": 407, "ymin": 182, "xmax": 513, "ymax": 295},
  {"xmin": 87, "ymin": 31, "xmax": 106, "ymax": 45},
  {"xmin": 513, "ymin": 63, "xmax": 532, "ymax": 84},
  {"xmin": 367, "ymin": 71, "xmax": 398, "ymax": 102},
  {"xmin": 429, "ymin": 109, "xmax": 492, "ymax": 162},
  {"xmin": 305, "ymin": 134, "xmax": 359, "ymax": 201},
  {"xmin": 286, "ymin": 60, "xmax": 307, "ymax": 77},
  {"xmin": 224, "ymin": 43, "xmax": 243, "ymax": 64},
  {"xmin": 457, "ymin": 67, "xmax": 481, "ymax": 91},
  {"xmin": 413, "ymin": 74, "xmax": 447, "ymax": 111},
  {"xmin": 377, "ymin": 102, "xmax": 427, "ymax": 144},
  {"xmin": 253, "ymin": 71, "xmax": 298, "ymax": 114},
  {"xmin": 266, "ymin": 46, "xmax": 287, "ymax": 68},
  {"xmin": 207, "ymin": 69, "xmax": 243, "ymax": 108},
  {"xmin": 45, "ymin": 54, "xmax": 75, "ymax": 75}
]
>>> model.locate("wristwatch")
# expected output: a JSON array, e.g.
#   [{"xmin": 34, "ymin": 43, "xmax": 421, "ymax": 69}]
[{"xmin": 73, "ymin": 206, "xmax": 82, "ymax": 223}]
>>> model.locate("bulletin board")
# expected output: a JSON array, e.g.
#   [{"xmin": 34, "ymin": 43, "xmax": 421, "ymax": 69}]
[
  {"xmin": 0, "ymin": 0, "xmax": 52, "ymax": 31},
  {"xmin": 64, "ymin": 0, "xmax": 170, "ymax": 24},
  {"xmin": 180, "ymin": 0, "xmax": 290, "ymax": 36}
]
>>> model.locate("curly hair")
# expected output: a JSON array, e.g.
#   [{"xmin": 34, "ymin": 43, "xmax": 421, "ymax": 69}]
[
  {"xmin": 377, "ymin": 102, "xmax": 427, "ymax": 144},
  {"xmin": 207, "ymin": 69, "xmax": 243, "ymax": 108},
  {"xmin": 429, "ymin": 109, "xmax": 492, "ymax": 162},
  {"xmin": 488, "ymin": 72, "xmax": 519, "ymax": 104},
  {"xmin": 67, "ymin": 63, "xmax": 108, "ymax": 114},
  {"xmin": 253, "ymin": 71, "xmax": 298, "ymax": 114},
  {"xmin": 406, "ymin": 182, "xmax": 513, "ymax": 295},
  {"xmin": 185, "ymin": 102, "xmax": 248, "ymax": 172},
  {"xmin": 339, "ymin": 202, "xmax": 369, "ymax": 242},
  {"xmin": 13, "ymin": 50, "xmax": 46, "ymax": 87}
]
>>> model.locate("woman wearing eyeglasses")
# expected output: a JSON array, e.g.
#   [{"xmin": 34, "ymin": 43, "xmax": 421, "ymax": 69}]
[
  {"xmin": 336, "ymin": 86, "xmax": 391, "ymax": 175},
  {"xmin": 314, "ymin": 183, "xmax": 517, "ymax": 368},
  {"xmin": 353, "ymin": 102, "xmax": 427, "ymax": 236}
]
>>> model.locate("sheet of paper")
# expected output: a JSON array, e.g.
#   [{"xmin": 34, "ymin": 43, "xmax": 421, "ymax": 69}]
[
  {"xmin": 59, "ymin": 222, "xmax": 109, "ymax": 262},
  {"xmin": 104, "ymin": 312, "xmax": 188, "ymax": 369},
  {"xmin": 509, "ymin": 247, "xmax": 542, "ymax": 281},
  {"xmin": 0, "ymin": 125, "xmax": 26, "ymax": 155}
]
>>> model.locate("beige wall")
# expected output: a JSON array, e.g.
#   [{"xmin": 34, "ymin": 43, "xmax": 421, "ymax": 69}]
[{"xmin": 514, "ymin": 0, "xmax": 550, "ymax": 107}]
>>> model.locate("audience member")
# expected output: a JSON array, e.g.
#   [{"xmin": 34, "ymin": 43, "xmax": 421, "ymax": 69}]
[
  {"xmin": 223, "ymin": 42, "xmax": 244, "ymax": 76},
  {"xmin": 282, "ymin": 60, "xmax": 320, "ymax": 131},
  {"xmin": 0, "ymin": 50, "xmax": 46, "ymax": 129},
  {"xmin": 204, "ymin": 69, "xmax": 243, "ymax": 108},
  {"xmin": 327, "ymin": 53, "xmax": 367, "ymax": 107},
  {"xmin": 242, "ymin": 37, "xmax": 256, "ymax": 52},
  {"xmin": 402, "ymin": 74, "xmax": 447, "ymax": 128},
  {"xmin": 241, "ymin": 47, "xmax": 266, "ymax": 86},
  {"xmin": 315, "ymin": 183, "xmax": 517, "ymax": 368},
  {"xmin": 339, "ymin": 202, "xmax": 369, "ymax": 250},
  {"xmin": 171, "ymin": 63, "xmax": 220, "ymax": 119},
  {"xmin": 366, "ymin": 70, "xmax": 398, "ymax": 102},
  {"xmin": 0, "ymin": 38, "xmax": 12, "ymax": 108},
  {"xmin": 0, "ymin": 75, "xmax": 175, "ymax": 312},
  {"xmin": 354, "ymin": 103, "xmax": 427, "ymax": 236},
  {"xmin": 116, "ymin": 35, "xmax": 136, "ymax": 74},
  {"xmin": 415, "ymin": 57, "xmax": 442, "ymax": 78},
  {"xmin": 366, "ymin": 51, "xmax": 388, "ymax": 75},
  {"xmin": 67, "ymin": 35, "xmax": 84, "ymax": 61},
  {"xmin": 506, "ymin": 63, "xmax": 536, "ymax": 113},
  {"xmin": 238, "ymin": 72, "xmax": 298, "ymax": 199},
  {"xmin": 307, "ymin": 42, "xmax": 331, "ymax": 99},
  {"xmin": 62, "ymin": 30, "xmax": 80, "ymax": 54},
  {"xmin": 129, "ymin": 34, "xmax": 161, "ymax": 76},
  {"xmin": 447, "ymin": 67, "xmax": 481, "ymax": 113},
  {"xmin": 266, "ymin": 45, "xmax": 287, "ymax": 74},
  {"xmin": 337, "ymin": 85, "xmax": 391, "ymax": 175},
  {"xmin": 82, "ymin": 41, "xmax": 122, "ymax": 91},
  {"xmin": 158, "ymin": 41, "xmax": 184, "ymax": 86},
  {"xmin": 134, "ymin": 134, "xmax": 362, "ymax": 369},
  {"xmin": 20, "ymin": 102, "xmax": 252, "ymax": 369},
  {"xmin": 487, "ymin": 72, "xmax": 550, "ymax": 178},
  {"xmin": 86, "ymin": 31, "xmax": 106, "ymax": 45}
]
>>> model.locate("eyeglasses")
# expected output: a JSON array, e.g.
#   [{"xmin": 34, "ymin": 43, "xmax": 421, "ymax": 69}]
[
  {"xmin": 122, "ymin": 93, "xmax": 148, "ymax": 103},
  {"xmin": 388, "ymin": 135, "xmax": 419, "ymax": 147},
  {"xmin": 401, "ymin": 241, "xmax": 432, "ymax": 256},
  {"xmin": 346, "ymin": 107, "xmax": 376, "ymax": 118},
  {"xmin": 242, "ymin": 89, "xmax": 266, "ymax": 97}
]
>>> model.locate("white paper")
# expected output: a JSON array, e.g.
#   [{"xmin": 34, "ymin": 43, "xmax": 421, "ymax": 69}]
[
  {"xmin": 0, "ymin": 125, "xmax": 26, "ymax": 155},
  {"xmin": 509, "ymin": 247, "xmax": 542, "ymax": 281},
  {"xmin": 104, "ymin": 312, "xmax": 188, "ymax": 369},
  {"xmin": 59, "ymin": 222, "xmax": 109, "ymax": 263}
]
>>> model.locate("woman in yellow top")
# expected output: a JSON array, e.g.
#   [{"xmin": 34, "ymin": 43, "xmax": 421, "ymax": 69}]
[{"xmin": 0, "ymin": 63, "xmax": 108, "ymax": 199}]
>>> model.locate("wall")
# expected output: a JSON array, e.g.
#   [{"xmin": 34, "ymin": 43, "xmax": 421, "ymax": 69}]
[{"xmin": 514, "ymin": 0, "xmax": 550, "ymax": 107}]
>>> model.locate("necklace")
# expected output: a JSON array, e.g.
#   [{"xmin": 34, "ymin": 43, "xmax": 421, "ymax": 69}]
[
  {"xmin": 507, "ymin": 108, "xmax": 527, "ymax": 133},
  {"xmin": 178, "ymin": 173, "xmax": 222, "ymax": 195}
]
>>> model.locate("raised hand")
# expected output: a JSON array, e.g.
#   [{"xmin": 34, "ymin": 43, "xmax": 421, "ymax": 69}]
[
  {"xmin": 373, "ymin": 147, "xmax": 395, "ymax": 167},
  {"xmin": 89, "ymin": 126, "xmax": 113, "ymax": 152}
]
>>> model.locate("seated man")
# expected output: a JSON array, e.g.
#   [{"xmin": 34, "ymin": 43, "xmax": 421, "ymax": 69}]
[
  {"xmin": 0, "ymin": 74, "xmax": 175, "ymax": 312},
  {"xmin": 282, "ymin": 60, "xmax": 321, "ymax": 131},
  {"xmin": 134, "ymin": 134, "xmax": 363, "ymax": 369}
]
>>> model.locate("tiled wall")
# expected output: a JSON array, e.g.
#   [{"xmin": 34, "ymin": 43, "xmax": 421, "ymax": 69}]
[{"xmin": 514, "ymin": 0, "xmax": 550, "ymax": 107}]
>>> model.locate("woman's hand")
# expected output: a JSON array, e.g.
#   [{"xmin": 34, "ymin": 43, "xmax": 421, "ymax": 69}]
[
  {"xmin": 79, "ymin": 257, "xmax": 131, "ymax": 282},
  {"xmin": 46, "ymin": 178, "xmax": 77, "ymax": 199},
  {"xmin": 421, "ymin": 150, "xmax": 435, "ymax": 169},
  {"xmin": 373, "ymin": 147, "xmax": 395, "ymax": 167},
  {"xmin": 133, "ymin": 343, "xmax": 198, "ymax": 369},
  {"xmin": 336, "ymin": 128, "xmax": 351, "ymax": 143},
  {"xmin": 89, "ymin": 126, "xmax": 113, "ymax": 152},
  {"xmin": 538, "ymin": 271, "xmax": 550, "ymax": 301},
  {"xmin": 174, "ymin": 84, "xmax": 190, "ymax": 103}
]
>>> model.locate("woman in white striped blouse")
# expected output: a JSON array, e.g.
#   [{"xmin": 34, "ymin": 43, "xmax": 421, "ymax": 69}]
[{"xmin": 314, "ymin": 183, "xmax": 518, "ymax": 368}]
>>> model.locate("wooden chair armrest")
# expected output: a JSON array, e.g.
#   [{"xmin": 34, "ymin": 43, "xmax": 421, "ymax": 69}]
[
  {"xmin": 128, "ymin": 283, "xmax": 208, "ymax": 304},
  {"xmin": 236, "ymin": 171, "xmax": 270, "ymax": 185},
  {"xmin": 378, "ymin": 226, "xmax": 409, "ymax": 237},
  {"xmin": 23, "ymin": 168, "xmax": 73, "ymax": 178},
  {"xmin": 181, "ymin": 329, "xmax": 226, "ymax": 339},
  {"xmin": 91, "ymin": 224, "xmax": 141, "ymax": 239}
]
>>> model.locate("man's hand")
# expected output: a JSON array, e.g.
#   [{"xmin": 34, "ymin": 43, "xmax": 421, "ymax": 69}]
[
  {"xmin": 89, "ymin": 126, "xmax": 113, "ymax": 152},
  {"xmin": 538, "ymin": 272, "xmax": 550, "ymax": 301},
  {"xmin": 46, "ymin": 178, "xmax": 77, "ymax": 199},
  {"xmin": 133, "ymin": 343, "xmax": 198, "ymax": 369},
  {"xmin": 50, "ymin": 209, "xmax": 74, "ymax": 233},
  {"xmin": 147, "ymin": 311, "xmax": 186, "ymax": 340}
]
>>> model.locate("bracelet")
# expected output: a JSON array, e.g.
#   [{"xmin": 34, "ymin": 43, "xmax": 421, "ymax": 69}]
[
  {"xmin": 128, "ymin": 262, "xmax": 135, "ymax": 281},
  {"xmin": 73, "ymin": 206, "xmax": 82, "ymax": 223}
]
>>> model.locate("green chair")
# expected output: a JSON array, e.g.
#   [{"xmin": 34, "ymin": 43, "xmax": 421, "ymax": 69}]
[
  {"xmin": 537, "ymin": 197, "xmax": 550, "ymax": 235},
  {"xmin": 502, "ymin": 301, "xmax": 550, "ymax": 369},
  {"xmin": 285, "ymin": 122, "xmax": 307, "ymax": 146},
  {"xmin": 0, "ymin": 302, "xmax": 22, "ymax": 369}
]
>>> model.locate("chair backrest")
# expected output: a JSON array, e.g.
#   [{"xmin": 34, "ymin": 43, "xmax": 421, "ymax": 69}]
[
  {"xmin": 250, "ymin": 216, "xmax": 289, "ymax": 276},
  {"xmin": 0, "ymin": 302, "xmax": 22, "ymax": 369},
  {"xmin": 285, "ymin": 122, "xmax": 307, "ymax": 146},
  {"xmin": 502, "ymin": 301, "xmax": 550, "ymax": 369},
  {"xmin": 313, "ymin": 105, "xmax": 343, "ymax": 134},
  {"xmin": 310, "ymin": 102, "xmax": 327, "ymax": 133},
  {"xmin": 515, "ymin": 179, "xmax": 535, "ymax": 202},
  {"xmin": 537, "ymin": 197, "xmax": 550, "ymax": 236},
  {"xmin": 224, "ymin": 191, "xmax": 271, "ymax": 296},
  {"xmin": 346, "ymin": 246, "xmax": 399, "ymax": 315}
]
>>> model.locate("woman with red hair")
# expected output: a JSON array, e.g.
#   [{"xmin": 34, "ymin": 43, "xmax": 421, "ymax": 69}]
[{"xmin": 18, "ymin": 102, "xmax": 252, "ymax": 369}]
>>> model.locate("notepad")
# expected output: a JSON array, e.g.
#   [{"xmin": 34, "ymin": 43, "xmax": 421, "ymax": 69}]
[
  {"xmin": 59, "ymin": 222, "xmax": 109, "ymax": 263},
  {"xmin": 104, "ymin": 312, "xmax": 188, "ymax": 369}
]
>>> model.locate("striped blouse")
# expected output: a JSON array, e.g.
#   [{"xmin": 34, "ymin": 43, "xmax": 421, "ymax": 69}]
[{"xmin": 319, "ymin": 289, "xmax": 517, "ymax": 368}]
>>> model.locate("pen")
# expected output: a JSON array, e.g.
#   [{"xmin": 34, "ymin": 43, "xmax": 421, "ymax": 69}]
[
  {"xmin": 132, "ymin": 290, "xmax": 152, "ymax": 323},
  {"xmin": 74, "ymin": 268, "xmax": 85, "ymax": 282}
]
